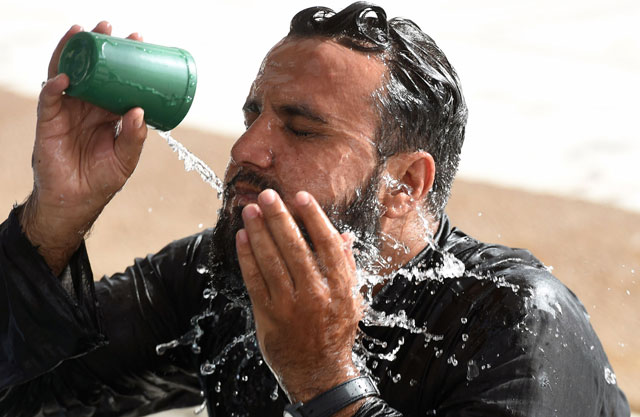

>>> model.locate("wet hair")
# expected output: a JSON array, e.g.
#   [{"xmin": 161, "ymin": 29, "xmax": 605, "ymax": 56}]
[{"xmin": 288, "ymin": 2, "xmax": 468, "ymax": 217}]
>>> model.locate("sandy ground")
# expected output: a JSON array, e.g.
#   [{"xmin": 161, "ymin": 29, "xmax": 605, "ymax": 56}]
[{"xmin": 1, "ymin": 89, "xmax": 638, "ymax": 414}]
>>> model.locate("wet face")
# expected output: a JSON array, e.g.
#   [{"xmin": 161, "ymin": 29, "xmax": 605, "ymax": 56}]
[{"xmin": 212, "ymin": 37, "xmax": 388, "ymax": 280}]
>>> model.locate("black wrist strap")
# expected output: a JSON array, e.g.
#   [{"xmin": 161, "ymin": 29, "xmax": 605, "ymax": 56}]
[{"xmin": 284, "ymin": 376, "xmax": 379, "ymax": 417}]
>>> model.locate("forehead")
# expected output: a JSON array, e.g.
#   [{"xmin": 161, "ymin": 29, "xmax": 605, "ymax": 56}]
[{"xmin": 250, "ymin": 37, "xmax": 386, "ymax": 111}]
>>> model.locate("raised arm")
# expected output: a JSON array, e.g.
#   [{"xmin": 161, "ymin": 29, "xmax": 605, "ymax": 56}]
[
  {"xmin": 20, "ymin": 22, "xmax": 148, "ymax": 275},
  {"xmin": 0, "ymin": 23, "xmax": 207, "ymax": 416}
]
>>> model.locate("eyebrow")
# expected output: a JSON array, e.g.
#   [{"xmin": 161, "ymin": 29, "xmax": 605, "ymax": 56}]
[
  {"xmin": 242, "ymin": 99, "xmax": 260, "ymax": 114},
  {"xmin": 279, "ymin": 104, "xmax": 328, "ymax": 125},
  {"xmin": 242, "ymin": 99, "xmax": 328, "ymax": 125}
]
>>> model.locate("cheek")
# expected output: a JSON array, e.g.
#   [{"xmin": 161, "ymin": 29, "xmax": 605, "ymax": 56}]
[
  {"xmin": 275, "ymin": 144, "xmax": 374, "ymax": 204},
  {"xmin": 277, "ymin": 150, "xmax": 336, "ymax": 197}
]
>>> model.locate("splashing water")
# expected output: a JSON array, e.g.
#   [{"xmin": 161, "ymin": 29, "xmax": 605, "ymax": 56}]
[
  {"xmin": 604, "ymin": 367, "xmax": 617, "ymax": 385},
  {"xmin": 466, "ymin": 360, "xmax": 480, "ymax": 381},
  {"xmin": 200, "ymin": 331, "xmax": 257, "ymax": 375},
  {"xmin": 152, "ymin": 161, "xmax": 526, "ymax": 408},
  {"xmin": 156, "ymin": 129, "xmax": 224, "ymax": 198}
]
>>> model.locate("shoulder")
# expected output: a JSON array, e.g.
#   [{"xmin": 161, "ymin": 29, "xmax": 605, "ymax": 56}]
[
  {"xmin": 424, "ymin": 226, "xmax": 629, "ymax": 416},
  {"xmin": 437, "ymin": 226, "xmax": 595, "ymax": 347},
  {"xmin": 443, "ymin": 226, "xmax": 577, "ymax": 310}
]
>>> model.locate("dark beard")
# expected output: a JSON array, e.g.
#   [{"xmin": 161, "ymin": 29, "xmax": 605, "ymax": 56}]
[{"xmin": 208, "ymin": 167, "xmax": 383, "ymax": 304}]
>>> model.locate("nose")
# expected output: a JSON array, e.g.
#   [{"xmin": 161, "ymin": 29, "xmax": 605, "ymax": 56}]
[{"xmin": 230, "ymin": 115, "xmax": 275, "ymax": 170}]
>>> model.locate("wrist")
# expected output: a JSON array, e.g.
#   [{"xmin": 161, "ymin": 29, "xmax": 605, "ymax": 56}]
[
  {"xmin": 19, "ymin": 193, "xmax": 92, "ymax": 275},
  {"xmin": 284, "ymin": 362, "xmax": 361, "ymax": 404},
  {"xmin": 283, "ymin": 376, "xmax": 378, "ymax": 417}
]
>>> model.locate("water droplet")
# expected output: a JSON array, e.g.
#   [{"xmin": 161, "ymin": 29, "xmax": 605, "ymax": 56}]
[
  {"xmin": 155, "ymin": 339, "xmax": 179, "ymax": 355},
  {"xmin": 435, "ymin": 349, "xmax": 443, "ymax": 358},
  {"xmin": 198, "ymin": 223, "xmax": 204, "ymax": 229},
  {"xmin": 194, "ymin": 400, "xmax": 207, "ymax": 414},
  {"xmin": 460, "ymin": 317, "xmax": 467, "ymax": 324},
  {"xmin": 447, "ymin": 355, "xmax": 458, "ymax": 366},
  {"xmin": 604, "ymin": 367, "xmax": 617, "ymax": 385},
  {"xmin": 461, "ymin": 333, "xmax": 469, "ymax": 342},
  {"xmin": 203, "ymin": 287, "xmax": 217, "ymax": 299},
  {"xmin": 537, "ymin": 373, "xmax": 551, "ymax": 389},
  {"xmin": 409, "ymin": 378, "xmax": 418, "ymax": 387},
  {"xmin": 196, "ymin": 265, "xmax": 209, "ymax": 274},
  {"xmin": 201, "ymin": 362, "xmax": 216, "ymax": 375},
  {"xmin": 466, "ymin": 360, "xmax": 480, "ymax": 381},
  {"xmin": 270, "ymin": 384, "xmax": 279, "ymax": 401}
]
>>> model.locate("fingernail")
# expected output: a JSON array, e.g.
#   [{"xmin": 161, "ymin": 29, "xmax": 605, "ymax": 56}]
[
  {"xmin": 236, "ymin": 229, "xmax": 248, "ymax": 244},
  {"xmin": 296, "ymin": 191, "xmax": 310, "ymax": 206},
  {"xmin": 243, "ymin": 204, "xmax": 260, "ymax": 220},
  {"xmin": 136, "ymin": 111, "xmax": 145, "ymax": 128},
  {"xmin": 259, "ymin": 189, "xmax": 276, "ymax": 205}
]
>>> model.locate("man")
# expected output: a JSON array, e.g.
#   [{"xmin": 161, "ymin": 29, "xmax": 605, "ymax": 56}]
[{"xmin": 0, "ymin": 2, "xmax": 630, "ymax": 416}]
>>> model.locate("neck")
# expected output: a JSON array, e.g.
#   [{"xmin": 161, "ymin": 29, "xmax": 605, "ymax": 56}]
[{"xmin": 376, "ymin": 211, "xmax": 441, "ymax": 278}]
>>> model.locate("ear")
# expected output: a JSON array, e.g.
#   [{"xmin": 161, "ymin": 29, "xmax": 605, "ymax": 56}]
[{"xmin": 380, "ymin": 151, "xmax": 435, "ymax": 219}]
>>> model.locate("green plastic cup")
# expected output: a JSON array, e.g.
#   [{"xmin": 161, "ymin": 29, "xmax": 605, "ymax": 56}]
[{"xmin": 58, "ymin": 32, "xmax": 197, "ymax": 131}]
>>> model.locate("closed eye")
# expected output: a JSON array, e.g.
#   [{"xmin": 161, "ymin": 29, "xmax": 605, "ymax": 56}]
[{"xmin": 242, "ymin": 100, "xmax": 261, "ymax": 129}]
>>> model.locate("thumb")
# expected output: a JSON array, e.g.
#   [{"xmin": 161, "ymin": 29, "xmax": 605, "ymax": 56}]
[
  {"xmin": 37, "ymin": 73, "xmax": 69, "ymax": 122},
  {"xmin": 114, "ymin": 107, "xmax": 147, "ymax": 174}
]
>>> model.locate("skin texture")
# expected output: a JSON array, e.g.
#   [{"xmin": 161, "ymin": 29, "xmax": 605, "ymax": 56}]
[
  {"xmin": 21, "ymin": 27, "xmax": 439, "ymax": 416},
  {"xmin": 229, "ymin": 37, "xmax": 439, "ymax": 413},
  {"xmin": 20, "ymin": 22, "xmax": 148, "ymax": 276}
]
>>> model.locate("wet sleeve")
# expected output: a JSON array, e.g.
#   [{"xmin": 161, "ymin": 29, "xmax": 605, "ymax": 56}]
[
  {"xmin": 0, "ymin": 207, "xmax": 208, "ymax": 415},
  {"xmin": 433, "ymin": 271, "xmax": 630, "ymax": 417},
  {"xmin": 354, "ymin": 397, "xmax": 403, "ymax": 416}
]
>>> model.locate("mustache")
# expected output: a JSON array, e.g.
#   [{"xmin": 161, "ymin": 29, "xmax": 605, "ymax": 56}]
[{"xmin": 224, "ymin": 169, "xmax": 284, "ymax": 201}]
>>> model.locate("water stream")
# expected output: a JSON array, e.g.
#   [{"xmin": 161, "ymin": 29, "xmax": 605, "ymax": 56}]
[{"xmin": 155, "ymin": 130, "xmax": 224, "ymax": 198}]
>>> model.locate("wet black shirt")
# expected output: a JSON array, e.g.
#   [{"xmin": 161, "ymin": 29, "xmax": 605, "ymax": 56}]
[{"xmin": 0, "ymin": 208, "xmax": 630, "ymax": 416}]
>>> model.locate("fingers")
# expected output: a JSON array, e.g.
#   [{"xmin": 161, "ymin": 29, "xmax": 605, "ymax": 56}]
[
  {"xmin": 257, "ymin": 190, "xmax": 321, "ymax": 292},
  {"xmin": 236, "ymin": 228, "xmax": 271, "ymax": 306},
  {"xmin": 113, "ymin": 107, "xmax": 147, "ymax": 175},
  {"xmin": 241, "ymin": 204, "xmax": 295, "ymax": 300},
  {"xmin": 239, "ymin": 189, "xmax": 357, "ymax": 306},
  {"xmin": 48, "ymin": 21, "xmax": 121, "ymax": 80},
  {"xmin": 48, "ymin": 25, "xmax": 83, "ymax": 79},
  {"xmin": 294, "ymin": 191, "xmax": 356, "ymax": 290},
  {"xmin": 38, "ymin": 73, "xmax": 69, "ymax": 122},
  {"xmin": 91, "ymin": 21, "xmax": 113, "ymax": 36},
  {"xmin": 126, "ymin": 32, "xmax": 143, "ymax": 42}
]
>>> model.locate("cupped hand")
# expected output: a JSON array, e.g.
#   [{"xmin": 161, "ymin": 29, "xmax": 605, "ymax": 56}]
[
  {"xmin": 22, "ymin": 22, "xmax": 148, "ymax": 274},
  {"xmin": 236, "ymin": 189, "xmax": 364, "ymax": 405}
]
